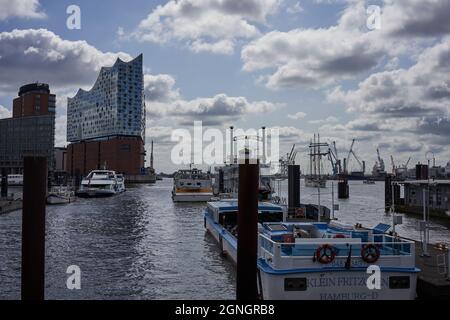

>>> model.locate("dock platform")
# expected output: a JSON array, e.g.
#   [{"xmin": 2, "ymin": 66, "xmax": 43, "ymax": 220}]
[{"xmin": 415, "ymin": 242, "xmax": 450, "ymax": 299}]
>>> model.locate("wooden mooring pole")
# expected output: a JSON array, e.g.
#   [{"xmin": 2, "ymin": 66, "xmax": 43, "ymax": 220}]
[
  {"xmin": 21, "ymin": 156, "xmax": 47, "ymax": 301},
  {"xmin": 1, "ymin": 168, "xmax": 7, "ymax": 198},
  {"xmin": 236, "ymin": 156, "xmax": 259, "ymax": 300}
]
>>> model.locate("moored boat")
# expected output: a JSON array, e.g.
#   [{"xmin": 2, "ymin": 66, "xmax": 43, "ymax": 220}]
[
  {"xmin": 172, "ymin": 168, "xmax": 213, "ymax": 202},
  {"xmin": 47, "ymin": 186, "xmax": 75, "ymax": 205},
  {"xmin": 204, "ymin": 201, "xmax": 419, "ymax": 300},
  {"xmin": 76, "ymin": 170, "xmax": 126, "ymax": 198}
]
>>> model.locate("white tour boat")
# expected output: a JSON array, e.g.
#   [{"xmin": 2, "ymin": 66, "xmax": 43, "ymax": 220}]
[
  {"xmin": 204, "ymin": 201, "xmax": 419, "ymax": 300},
  {"xmin": 172, "ymin": 168, "xmax": 213, "ymax": 202},
  {"xmin": 76, "ymin": 170, "xmax": 126, "ymax": 198},
  {"xmin": 7, "ymin": 174, "xmax": 23, "ymax": 186}
]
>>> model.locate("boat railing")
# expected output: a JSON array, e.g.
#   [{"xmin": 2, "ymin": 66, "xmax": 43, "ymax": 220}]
[{"xmin": 259, "ymin": 234, "xmax": 415, "ymax": 270}]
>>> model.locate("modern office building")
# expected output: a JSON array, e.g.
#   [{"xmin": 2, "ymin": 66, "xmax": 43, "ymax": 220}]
[
  {"xmin": 0, "ymin": 83, "xmax": 55, "ymax": 174},
  {"xmin": 66, "ymin": 54, "xmax": 146, "ymax": 176}
]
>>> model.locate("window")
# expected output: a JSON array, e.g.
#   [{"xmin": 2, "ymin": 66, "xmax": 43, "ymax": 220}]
[{"xmin": 284, "ymin": 278, "xmax": 307, "ymax": 291}]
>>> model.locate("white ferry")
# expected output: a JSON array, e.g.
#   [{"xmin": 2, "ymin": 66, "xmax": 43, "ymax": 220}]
[
  {"xmin": 7, "ymin": 174, "xmax": 23, "ymax": 186},
  {"xmin": 204, "ymin": 201, "xmax": 419, "ymax": 300},
  {"xmin": 76, "ymin": 170, "xmax": 126, "ymax": 198},
  {"xmin": 172, "ymin": 168, "xmax": 213, "ymax": 202}
]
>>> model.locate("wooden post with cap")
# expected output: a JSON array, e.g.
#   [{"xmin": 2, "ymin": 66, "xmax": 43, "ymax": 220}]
[
  {"xmin": 236, "ymin": 148, "xmax": 259, "ymax": 300},
  {"xmin": 21, "ymin": 156, "xmax": 47, "ymax": 300}
]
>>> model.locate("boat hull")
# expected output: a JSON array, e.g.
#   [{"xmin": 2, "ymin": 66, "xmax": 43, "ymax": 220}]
[
  {"xmin": 172, "ymin": 193, "xmax": 213, "ymax": 202},
  {"xmin": 204, "ymin": 214, "xmax": 237, "ymax": 263},
  {"xmin": 76, "ymin": 189, "xmax": 116, "ymax": 198},
  {"xmin": 258, "ymin": 260, "xmax": 418, "ymax": 300},
  {"xmin": 46, "ymin": 194, "xmax": 73, "ymax": 205}
]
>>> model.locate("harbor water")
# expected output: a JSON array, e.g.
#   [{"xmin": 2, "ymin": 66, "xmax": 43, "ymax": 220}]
[{"xmin": 1, "ymin": 179, "xmax": 449, "ymax": 299}]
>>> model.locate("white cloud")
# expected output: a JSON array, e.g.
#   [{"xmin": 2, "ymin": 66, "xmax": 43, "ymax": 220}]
[
  {"xmin": 148, "ymin": 93, "xmax": 282, "ymax": 126},
  {"xmin": 0, "ymin": 0, "xmax": 46, "ymax": 21},
  {"xmin": 144, "ymin": 74, "xmax": 180, "ymax": 102},
  {"xmin": 241, "ymin": 1, "xmax": 389, "ymax": 89},
  {"xmin": 286, "ymin": 2, "xmax": 304, "ymax": 14},
  {"xmin": 0, "ymin": 105, "xmax": 11, "ymax": 119},
  {"xmin": 133, "ymin": 0, "xmax": 281, "ymax": 54},
  {"xmin": 288, "ymin": 111, "xmax": 306, "ymax": 120},
  {"xmin": 0, "ymin": 29, "xmax": 132, "ymax": 93},
  {"xmin": 328, "ymin": 38, "xmax": 450, "ymax": 119},
  {"xmin": 308, "ymin": 116, "xmax": 338, "ymax": 124}
]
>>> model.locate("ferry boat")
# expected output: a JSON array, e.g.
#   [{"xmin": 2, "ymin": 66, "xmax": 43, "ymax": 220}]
[
  {"xmin": 172, "ymin": 168, "xmax": 213, "ymax": 202},
  {"xmin": 304, "ymin": 176, "xmax": 327, "ymax": 188},
  {"xmin": 7, "ymin": 174, "xmax": 23, "ymax": 186},
  {"xmin": 204, "ymin": 201, "xmax": 419, "ymax": 300},
  {"xmin": 76, "ymin": 170, "xmax": 125, "ymax": 198}
]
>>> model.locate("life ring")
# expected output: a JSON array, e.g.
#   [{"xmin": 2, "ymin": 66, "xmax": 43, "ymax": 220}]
[
  {"xmin": 361, "ymin": 244, "xmax": 380, "ymax": 264},
  {"xmin": 315, "ymin": 244, "xmax": 337, "ymax": 264}
]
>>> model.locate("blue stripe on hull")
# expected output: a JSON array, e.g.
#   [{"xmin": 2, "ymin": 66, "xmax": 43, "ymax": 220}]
[{"xmin": 258, "ymin": 259, "xmax": 421, "ymax": 275}]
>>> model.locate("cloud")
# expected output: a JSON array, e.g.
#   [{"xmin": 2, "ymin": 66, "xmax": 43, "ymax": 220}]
[
  {"xmin": 0, "ymin": 0, "xmax": 46, "ymax": 21},
  {"xmin": 0, "ymin": 105, "xmax": 11, "ymax": 119},
  {"xmin": 241, "ymin": 1, "xmax": 388, "ymax": 89},
  {"xmin": 288, "ymin": 111, "xmax": 306, "ymax": 120},
  {"xmin": 148, "ymin": 93, "xmax": 282, "ymax": 126},
  {"xmin": 133, "ymin": 0, "xmax": 281, "ymax": 54},
  {"xmin": 382, "ymin": 0, "xmax": 450, "ymax": 37},
  {"xmin": 0, "ymin": 29, "xmax": 132, "ymax": 94},
  {"xmin": 328, "ymin": 38, "xmax": 450, "ymax": 120},
  {"xmin": 144, "ymin": 74, "xmax": 180, "ymax": 102},
  {"xmin": 308, "ymin": 116, "xmax": 338, "ymax": 125},
  {"xmin": 286, "ymin": 2, "xmax": 304, "ymax": 14}
]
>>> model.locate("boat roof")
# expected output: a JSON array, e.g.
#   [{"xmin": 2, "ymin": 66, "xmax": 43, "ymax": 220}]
[
  {"xmin": 207, "ymin": 200, "xmax": 283, "ymax": 212},
  {"xmin": 89, "ymin": 170, "xmax": 116, "ymax": 174}
]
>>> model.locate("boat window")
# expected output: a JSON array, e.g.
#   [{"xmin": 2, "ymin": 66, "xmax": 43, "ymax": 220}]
[
  {"xmin": 259, "ymin": 211, "xmax": 283, "ymax": 223},
  {"xmin": 284, "ymin": 278, "xmax": 307, "ymax": 291}
]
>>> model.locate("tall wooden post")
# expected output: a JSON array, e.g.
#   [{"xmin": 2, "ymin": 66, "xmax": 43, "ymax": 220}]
[
  {"xmin": 236, "ymin": 156, "xmax": 259, "ymax": 300},
  {"xmin": 21, "ymin": 156, "xmax": 47, "ymax": 300}
]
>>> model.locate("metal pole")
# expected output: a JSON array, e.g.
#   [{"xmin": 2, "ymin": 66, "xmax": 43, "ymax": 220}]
[
  {"xmin": 447, "ymin": 247, "xmax": 450, "ymax": 281},
  {"xmin": 236, "ymin": 154, "xmax": 259, "ymax": 300},
  {"xmin": 21, "ymin": 156, "xmax": 47, "ymax": 300},
  {"xmin": 392, "ymin": 181, "xmax": 395, "ymax": 235},
  {"xmin": 331, "ymin": 182, "xmax": 335, "ymax": 220},
  {"xmin": 422, "ymin": 188, "xmax": 429, "ymax": 256},
  {"xmin": 317, "ymin": 134, "xmax": 321, "ymax": 222}
]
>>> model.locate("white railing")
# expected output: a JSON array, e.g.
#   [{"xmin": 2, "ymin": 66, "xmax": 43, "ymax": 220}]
[{"xmin": 259, "ymin": 234, "xmax": 416, "ymax": 270}]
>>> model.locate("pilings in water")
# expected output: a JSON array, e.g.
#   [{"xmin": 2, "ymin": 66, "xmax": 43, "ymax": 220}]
[
  {"xmin": 385, "ymin": 176, "xmax": 401, "ymax": 212},
  {"xmin": 338, "ymin": 179, "xmax": 349, "ymax": 199},
  {"xmin": 21, "ymin": 156, "xmax": 47, "ymax": 301},
  {"xmin": 1, "ymin": 169, "xmax": 7, "ymax": 198},
  {"xmin": 288, "ymin": 165, "xmax": 300, "ymax": 217},
  {"xmin": 236, "ymin": 157, "xmax": 259, "ymax": 300}
]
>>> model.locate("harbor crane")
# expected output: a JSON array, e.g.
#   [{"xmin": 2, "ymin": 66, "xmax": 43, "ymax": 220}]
[
  {"xmin": 327, "ymin": 141, "xmax": 341, "ymax": 176},
  {"xmin": 345, "ymin": 139, "xmax": 365, "ymax": 174}
]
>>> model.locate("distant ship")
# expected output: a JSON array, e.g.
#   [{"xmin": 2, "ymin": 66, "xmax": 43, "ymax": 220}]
[{"xmin": 172, "ymin": 168, "xmax": 213, "ymax": 202}]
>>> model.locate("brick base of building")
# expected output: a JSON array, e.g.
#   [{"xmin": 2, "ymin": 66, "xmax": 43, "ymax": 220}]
[{"xmin": 67, "ymin": 136, "xmax": 145, "ymax": 176}]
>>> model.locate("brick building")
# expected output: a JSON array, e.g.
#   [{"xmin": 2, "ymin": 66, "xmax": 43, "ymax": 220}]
[
  {"xmin": 0, "ymin": 83, "xmax": 55, "ymax": 173},
  {"xmin": 66, "ymin": 55, "xmax": 146, "ymax": 176}
]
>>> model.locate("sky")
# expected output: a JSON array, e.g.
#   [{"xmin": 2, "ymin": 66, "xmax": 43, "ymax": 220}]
[{"xmin": 0, "ymin": 0, "xmax": 450, "ymax": 173}]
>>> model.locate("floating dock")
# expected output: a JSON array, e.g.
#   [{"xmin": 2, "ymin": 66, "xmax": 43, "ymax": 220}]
[{"xmin": 415, "ymin": 242, "xmax": 450, "ymax": 299}]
